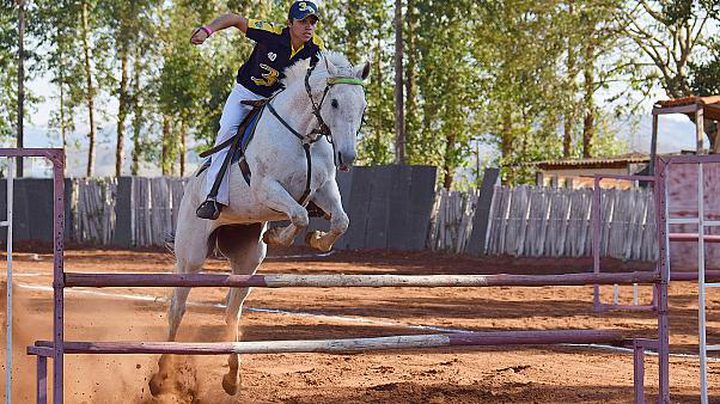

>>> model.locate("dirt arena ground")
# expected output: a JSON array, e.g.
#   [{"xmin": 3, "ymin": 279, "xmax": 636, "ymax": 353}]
[{"xmin": 0, "ymin": 247, "xmax": 718, "ymax": 403}]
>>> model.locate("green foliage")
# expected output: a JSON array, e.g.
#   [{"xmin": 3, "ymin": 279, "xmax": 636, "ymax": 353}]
[
  {"xmin": 620, "ymin": 0, "xmax": 717, "ymax": 99},
  {"xmin": 18, "ymin": 0, "xmax": 683, "ymax": 185},
  {"xmin": 0, "ymin": 1, "xmax": 16, "ymax": 140},
  {"xmin": 691, "ymin": 40, "xmax": 720, "ymax": 96}
]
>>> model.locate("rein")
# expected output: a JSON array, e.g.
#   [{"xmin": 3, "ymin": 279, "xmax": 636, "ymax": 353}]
[{"xmin": 266, "ymin": 61, "xmax": 364, "ymax": 206}]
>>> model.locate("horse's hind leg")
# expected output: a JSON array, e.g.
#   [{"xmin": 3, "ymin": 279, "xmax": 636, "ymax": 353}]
[
  {"xmin": 149, "ymin": 213, "xmax": 210, "ymax": 396},
  {"xmin": 217, "ymin": 223, "xmax": 266, "ymax": 395}
]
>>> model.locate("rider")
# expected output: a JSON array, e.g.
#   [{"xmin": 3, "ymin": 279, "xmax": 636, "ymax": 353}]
[{"xmin": 191, "ymin": 1, "xmax": 325, "ymax": 220}]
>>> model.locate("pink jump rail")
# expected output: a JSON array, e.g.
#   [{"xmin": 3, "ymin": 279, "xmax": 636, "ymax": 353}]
[{"xmin": 20, "ymin": 148, "xmax": 673, "ymax": 404}]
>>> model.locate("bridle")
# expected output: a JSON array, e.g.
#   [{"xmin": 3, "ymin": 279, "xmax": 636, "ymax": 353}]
[
  {"xmin": 265, "ymin": 59, "xmax": 365, "ymax": 205},
  {"xmin": 303, "ymin": 59, "xmax": 366, "ymax": 140}
]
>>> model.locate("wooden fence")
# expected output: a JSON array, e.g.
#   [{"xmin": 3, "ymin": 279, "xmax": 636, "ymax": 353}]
[
  {"xmin": 23, "ymin": 173, "xmax": 659, "ymax": 261},
  {"xmin": 130, "ymin": 177, "xmax": 187, "ymax": 246},
  {"xmin": 484, "ymin": 186, "xmax": 657, "ymax": 260},
  {"xmin": 424, "ymin": 185, "xmax": 657, "ymax": 261},
  {"xmin": 69, "ymin": 178, "xmax": 117, "ymax": 244},
  {"xmin": 427, "ymin": 189, "xmax": 480, "ymax": 254},
  {"xmin": 63, "ymin": 166, "xmax": 436, "ymax": 250},
  {"xmin": 68, "ymin": 177, "xmax": 187, "ymax": 246}
]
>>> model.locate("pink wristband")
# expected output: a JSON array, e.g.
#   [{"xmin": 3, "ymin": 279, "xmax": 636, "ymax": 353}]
[{"xmin": 200, "ymin": 26, "xmax": 214, "ymax": 36}]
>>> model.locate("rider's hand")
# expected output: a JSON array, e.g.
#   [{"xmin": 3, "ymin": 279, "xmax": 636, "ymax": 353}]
[{"xmin": 190, "ymin": 28, "xmax": 209, "ymax": 45}]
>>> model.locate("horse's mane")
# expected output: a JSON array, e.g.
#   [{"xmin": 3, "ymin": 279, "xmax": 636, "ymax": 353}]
[{"xmin": 282, "ymin": 51, "xmax": 353, "ymax": 88}]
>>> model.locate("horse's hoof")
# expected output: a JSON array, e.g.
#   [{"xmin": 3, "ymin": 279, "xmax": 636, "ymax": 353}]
[
  {"xmin": 305, "ymin": 231, "xmax": 333, "ymax": 252},
  {"xmin": 262, "ymin": 228, "xmax": 277, "ymax": 244},
  {"xmin": 304, "ymin": 230, "xmax": 320, "ymax": 246},
  {"xmin": 148, "ymin": 372, "xmax": 166, "ymax": 397},
  {"xmin": 222, "ymin": 373, "xmax": 239, "ymax": 395},
  {"xmin": 149, "ymin": 354, "xmax": 172, "ymax": 397}
]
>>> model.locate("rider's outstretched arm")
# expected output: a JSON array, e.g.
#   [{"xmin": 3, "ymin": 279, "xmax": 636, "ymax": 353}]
[{"xmin": 191, "ymin": 14, "xmax": 249, "ymax": 44}]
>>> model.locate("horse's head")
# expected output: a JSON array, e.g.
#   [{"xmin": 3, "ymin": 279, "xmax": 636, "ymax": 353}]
[
  {"xmin": 315, "ymin": 56, "xmax": 369, "ymax": 171},
  {"xmin": 282, "ymin": 51, "xmax": 370, "ymax": 171}
]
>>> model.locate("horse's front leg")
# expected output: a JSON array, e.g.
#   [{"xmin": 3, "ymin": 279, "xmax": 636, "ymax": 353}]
[
  {"xmin": 255, "ymin": 179, "xmax": 309, "ymax": 246},
  {"xmin": 305, "ymin": 181, "xmax": 349, "ymax": 252}
]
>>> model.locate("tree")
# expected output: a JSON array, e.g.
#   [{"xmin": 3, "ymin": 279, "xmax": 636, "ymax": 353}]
[
  {"xmin": 17, "ymin": 0, "xmax": 25, "ymax": 175},
  {"xmin": 577, "ymin": 0, "xmax": 624, "ymax": 158},
  {"xmin": 350, "ymin": 0, "xmax": 396, "ymax": 165},
  {"xmin": 80, "ymin": 0, "xmax": 98, "ymax": 176},
  {"xmin": 620, "ymin": 0, "xmax": 717, "ymax": 98},
  {"xmin": 472, "ymin": 1, "xmax": 569, "ymax": 184},
  {"xmin": 98, "ymin": 0, "xmax": 159, "ymax": 176},
  {"xmin": 415, "ymin": 0, "xmax": 485, "ymax": 188},
  {"xmin": 0, "ymin": 1, "xmax": 18, "ymax": 141},
  {"xmin": 691, "ymin": 40, "xmax": 720, "ymax": 96},
  {"xmin": 154, "ymin": 0, "xmax": 236, "ymax": 175},
  {"xmin": 404, "ymin": 0, "xmax": 420, "ymax": 161},
  {"xmin": 393, "ymin": 0, "xmax": 405, "ymax": 164},
  {"xmin": 620, "ymin": 0, "xmax": 719, "ymax": 148},
  {"xmin": 35, "ymin": 0, "xmax": 83, "ymax": 174}
]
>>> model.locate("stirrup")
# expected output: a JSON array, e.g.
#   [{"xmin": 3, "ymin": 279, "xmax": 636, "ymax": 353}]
[{"xmin": 196, "ymin": 198, "xmax": 223, "ymax": 220}]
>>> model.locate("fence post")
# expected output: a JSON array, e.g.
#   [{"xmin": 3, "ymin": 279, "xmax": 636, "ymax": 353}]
[
  {"xmin": 466, "ymin": 168, "xmax": 499, "ymax": 256},
  {"xmin": 112, "ymin": 177, "xmax": 133, "ymax": 247}
]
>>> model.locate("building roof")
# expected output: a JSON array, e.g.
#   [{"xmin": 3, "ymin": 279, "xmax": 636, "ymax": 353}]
[
  {"xmin": 533, "ymin": 153, "xmax": 649, "ymax": 170},
  {"xmin": 654, "ymin": 95, "xmax": 720, "ymax": 121}
]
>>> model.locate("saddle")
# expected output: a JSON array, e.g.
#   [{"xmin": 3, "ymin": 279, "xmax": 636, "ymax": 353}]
[
  {"xmin": 197, "ymin": 98, "xmax": 328, "ymax": 218},
  {"xmin": 197, "ymin": 99, "xmax": 268, "ymax": 187}
]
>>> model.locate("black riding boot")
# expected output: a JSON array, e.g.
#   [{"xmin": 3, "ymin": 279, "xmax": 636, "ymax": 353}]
[{"xmin": 196, "ymin": 198, "xmax": 224, "ymax": 220}]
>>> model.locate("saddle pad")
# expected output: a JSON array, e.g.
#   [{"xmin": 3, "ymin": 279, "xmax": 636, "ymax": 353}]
[{"xmin": 196, "ymin": 107, "xmax": 263, "ymax": 177}]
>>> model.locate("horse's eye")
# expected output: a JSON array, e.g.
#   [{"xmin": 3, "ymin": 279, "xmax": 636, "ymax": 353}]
[{"xmin": 331, "ymin": 99, "xmax": 339, "ymax": 108}]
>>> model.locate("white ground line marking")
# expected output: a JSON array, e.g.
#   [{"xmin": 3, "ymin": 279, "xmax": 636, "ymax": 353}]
[{"xmin": 14, "ymin": 283, "xmax": 720, "ymax": 362}]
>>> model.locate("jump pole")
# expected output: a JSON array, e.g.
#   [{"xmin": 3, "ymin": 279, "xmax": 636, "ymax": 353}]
[
  {"xmin": 29, "ymin": 330, "xmax": 625, "ymax": 355},
  {"xmin": 64, "ymin": 272, "xmax": 659, "ymax": 288}
]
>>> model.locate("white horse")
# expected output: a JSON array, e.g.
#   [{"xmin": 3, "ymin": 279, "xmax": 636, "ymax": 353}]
[{"xmin": 149, "ymin": 51, "xmax": 369, "ymax": 397}]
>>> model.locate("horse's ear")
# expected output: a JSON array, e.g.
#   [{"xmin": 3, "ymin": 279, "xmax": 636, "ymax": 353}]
[
  {"xmin": 324, "ymin": 56, "xmax": 339, "ymax": 76},
  {"xmin": 354, "ymin": 61, "xmax": 370, "ymax": 80}
]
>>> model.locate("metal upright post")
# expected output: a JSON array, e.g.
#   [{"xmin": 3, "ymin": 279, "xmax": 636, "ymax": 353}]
[
  {"xmin": 633, "ymin": 341, "xmax": 646, "ymax": 404},
  {"xmin": 696, "ymin": 107, "xmax": 705, "ymax": 155},
  {"xmin": 656, "ymin": 157, "xmax": 670, "ymax": 403},
  {"xmin": 51, "ymin": 151, "xmax": 65, "ymax": 404},
  {"xmin": 4, "ymin": 158, "xmax": 14, "ymax": 404},
  {"xmin": 649, "ymin": 113, "xmax": 658, "ymax": 175},
  {"xmin": 593, "ymin": 177, "xmax": 602, "ymax": 311},
  {"xmin": 36, "ymin": 356, "xmax": 47, "ymax": 404},
  {"xmin": 697, "ymin": 162, "xmax": 709, "ymax": 404}
]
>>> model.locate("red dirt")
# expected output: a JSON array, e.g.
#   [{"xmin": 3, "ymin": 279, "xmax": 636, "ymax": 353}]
[{"xmin": 0, "ymin": 248, "xmax": 718, "ymax": 403}]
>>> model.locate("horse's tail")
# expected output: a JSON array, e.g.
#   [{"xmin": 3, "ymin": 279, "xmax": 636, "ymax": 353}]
[
  {"xmin": 163, "ymin": 228, "xmax": 225, "ymax": 258},
  {"xmin": 164, "ymin": 229, "xmax": 222, "ymax": 258},
  {"xmin": 163, "ymin": 232, "xmax": 176, "ymax": 254},
  {"xmin": 206, "ymin": 227, "xmax": 222, "ymax": 258}
]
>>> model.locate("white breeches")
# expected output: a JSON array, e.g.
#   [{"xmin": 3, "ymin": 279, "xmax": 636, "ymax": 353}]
[{"xmin": 204, "ymin": 83, "xmax": 265, "ymax": 205}]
